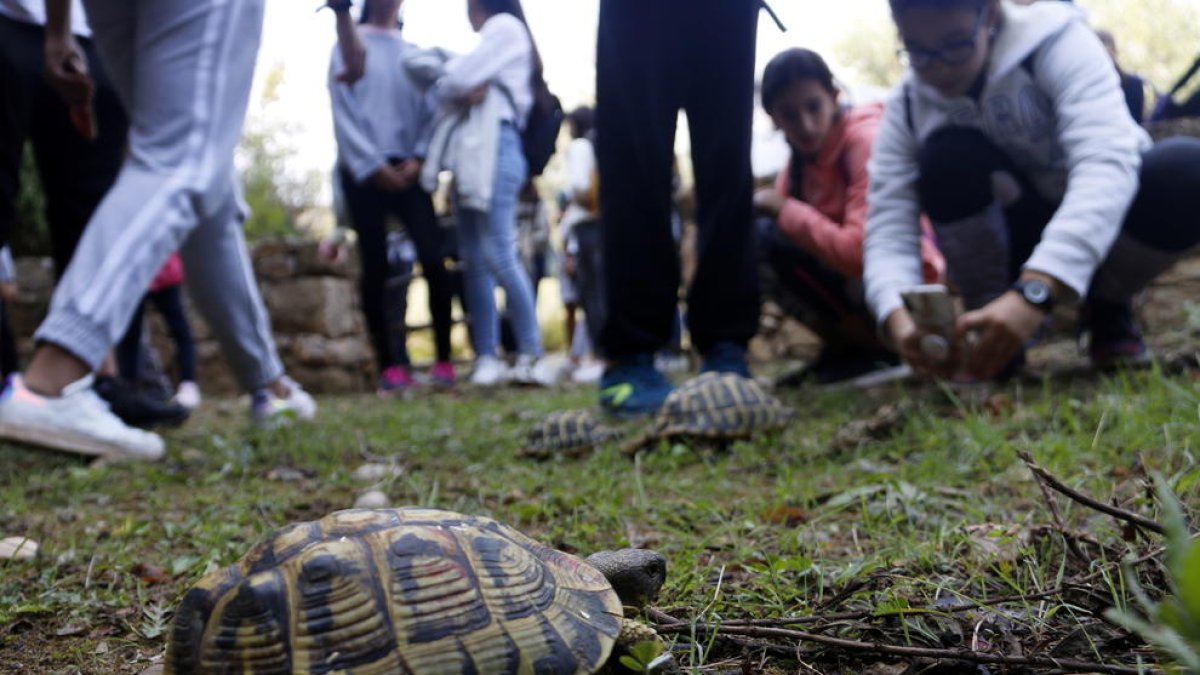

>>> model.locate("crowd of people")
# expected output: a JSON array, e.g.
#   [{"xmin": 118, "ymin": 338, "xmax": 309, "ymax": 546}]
[{"xmin": 0, "ymin": 0, "xmax": 1197, "ymax": 460}]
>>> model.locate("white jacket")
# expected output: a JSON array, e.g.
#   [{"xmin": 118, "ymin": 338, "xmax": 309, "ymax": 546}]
[
  {"xmin": 863, "ymin": 0, "xmax": 1152, "ymax": 323},
  {"xmin": 407, "ymin": 48, "xmax": 504, "ymax": 213}
]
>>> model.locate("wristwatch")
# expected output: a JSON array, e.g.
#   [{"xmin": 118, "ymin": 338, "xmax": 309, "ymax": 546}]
[{"xmin": 1011, "ymin": 279, "xmax": 1055, "ymax": 312}]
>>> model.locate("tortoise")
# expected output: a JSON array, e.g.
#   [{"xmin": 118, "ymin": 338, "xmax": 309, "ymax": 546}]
[
  {"xmin": 520, "ymin": 410, "xmax": 621, "ymax": 460},
  {"xmin": 163, "ymin": 507, "xmax": 668, "ymax": 674},
  {"xmin": 620, "ymin": 372, "xmax": 793, "ymax": 455}
]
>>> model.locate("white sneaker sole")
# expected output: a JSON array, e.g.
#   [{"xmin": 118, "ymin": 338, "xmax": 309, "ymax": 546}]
[{"xmin": 0, "ymin": 421, "xmax": 163, "ymax": 461}]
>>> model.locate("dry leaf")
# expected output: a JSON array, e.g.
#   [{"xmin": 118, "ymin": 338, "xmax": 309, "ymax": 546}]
[
  {"xmin": 55, "ymin": 625, "xmax": 86, "ymax": 637},
  {"xmin": 760, "ymin": 505, "xmax": 810, "ymax": 526},
  {"xmin": 131, "ymin": 563, "xmax": 169, "ymax": 585}
]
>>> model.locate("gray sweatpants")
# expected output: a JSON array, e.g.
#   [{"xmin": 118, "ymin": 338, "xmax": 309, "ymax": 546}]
[{"xmin": 35, "ymin": 0, "xmax": 283, "ymax": 391}]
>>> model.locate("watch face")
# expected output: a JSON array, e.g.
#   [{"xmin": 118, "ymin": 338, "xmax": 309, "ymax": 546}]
[{"xmin": 1024, "ymin": 281, "xmax": 1050, "ymax": 305}]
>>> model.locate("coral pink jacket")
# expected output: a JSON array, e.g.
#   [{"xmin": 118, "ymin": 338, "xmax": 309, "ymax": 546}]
[{"xmin": 775, "ymin": 104, "xmax": 944, "ymax": 284}]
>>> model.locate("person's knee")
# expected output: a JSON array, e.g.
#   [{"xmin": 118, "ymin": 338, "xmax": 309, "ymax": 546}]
[
  {"xmin": 918, "ymin": 126, "xmax": 1005, "ymax": 222},
  {"xmin": 1123, "ymin": 137, "xmax": 1200, "ymax": 251}
]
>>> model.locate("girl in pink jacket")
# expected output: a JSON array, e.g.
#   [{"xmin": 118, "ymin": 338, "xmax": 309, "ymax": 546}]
[{"xmin": 755, "ymin": 48, "xmax": 944, "ymax": 385}]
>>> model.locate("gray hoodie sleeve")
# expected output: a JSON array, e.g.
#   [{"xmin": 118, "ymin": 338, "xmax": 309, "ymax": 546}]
[
  {"xmin": 863, "ymin": 83, "xmax": 928, "ymax": 325},
  {"xmin": 1020, "ymin": 20, "xmax": 1146, "ymax": 298},
  {"xmin": 329, "ymin": 47, "xmax": 387, "ymax": 184}
]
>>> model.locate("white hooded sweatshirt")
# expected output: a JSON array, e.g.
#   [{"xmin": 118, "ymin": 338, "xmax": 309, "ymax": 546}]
[{"xmin": 863, "ymin": 0, "xmax": 1152, "ymax": 324}]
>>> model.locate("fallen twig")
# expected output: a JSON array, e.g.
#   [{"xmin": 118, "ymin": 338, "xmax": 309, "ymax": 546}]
[
  {"xmin": 1018, "ymin": 452, "xmax": 1165, "ymax": 535},
  {"xmin": 1031, "ymin": 465, "xmax": 1092, "ymax": 563},
  {"xmin": 652, "ymin": 616, "xmax": 1152, "ymax": 674}
]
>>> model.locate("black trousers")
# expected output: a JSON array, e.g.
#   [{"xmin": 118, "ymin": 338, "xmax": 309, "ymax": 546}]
[
  {"xmin": 0, "ymin": 301, "xmax": 18, "ymax": 378},
  {"xmin": 339, "ymin": 165, "xmax": 453, "ymax": 369},
  {"xmin": 918, "ymin": 128, "xmax": 1200, "ymax": 285},
  {"xmin": 572, "ymin": 219, "xmax": 607, "ymax": 351},
  {"xmin": 117, "ymin": 285, "xmax": 196, "ymax": 384},
  {"xmin": 757, "ymin": 217, "xmax": 881, "ymax": 352},
  {"xmin": 0, "ymin": 16, "xmax": 127, "ymax": 272},
  {"xmin": 595, "ymin": 0, "xmax": 760, "ymax": 359}
]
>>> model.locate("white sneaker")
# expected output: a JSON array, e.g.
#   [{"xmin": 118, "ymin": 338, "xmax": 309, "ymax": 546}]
[
  {"xmin": 509, "ymin": 354, "xmax": 546, "ymax": 386},
  {"xmin": 527, "ymin": 354, "xmax": 570, "ymax": 386},
  {"xmin": 251, "ymin": 376, "xmax": 317, "ymax": 427},
  {"xmin": 572, "ymin": 360, "xmax": 604, "ymax": 384},
  {"xmin": 0, "ymin": 374, "xmax": 165, "ymax": 461},
  {"xmin": 173, "ymin": 381, "xmax": 201, "ymax": 409},
  {"xmin": 470, "ymin": 356, "xmax": 510, "ymax": 387}
]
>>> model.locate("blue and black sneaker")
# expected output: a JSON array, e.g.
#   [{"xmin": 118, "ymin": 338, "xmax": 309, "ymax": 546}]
[
  {"xmin": 599, "ymin": 354, "xmax": 674, "ymax": 419},
  {"xmin": 699, "ymin": 341, "xmax": 751, "ymax": 378}
]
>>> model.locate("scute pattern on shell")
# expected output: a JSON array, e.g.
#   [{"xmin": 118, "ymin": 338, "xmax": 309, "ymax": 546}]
[
  {"xmin": 521, "ymin": 410, "xmax": 616, "ymax": 459},
  {"xmin": 622, "ymin": 373, "xmax": 793, "ymax": 454},
  {"xmin": 164, "ymin": 508, "xmax": 623, "ymax": 675}
]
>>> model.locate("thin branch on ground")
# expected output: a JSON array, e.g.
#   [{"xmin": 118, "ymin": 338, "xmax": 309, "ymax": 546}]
[
  {"xmin": 1018, "ymin": 452, "xmax": 1165, "ymax": 535},
  {"xmin": 1031, "ymin": 465, "xmax": 1092, "ymax": 563},
  {"xmin": 649, "ymin": 609, "xmax": 1153, "ymax": 675}
]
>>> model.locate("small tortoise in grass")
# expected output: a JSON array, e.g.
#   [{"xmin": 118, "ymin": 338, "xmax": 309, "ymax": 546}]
[
  {"xmin": 521, "ymin": 410, "xmax": 621, "ymax": 460},
  {"xmin": 164, "ymin": 507, "xmax": 667, "ymax": 674},
  {"xmin": 620, "ymin": 372, "xmax": 793, "ymax": 454}
]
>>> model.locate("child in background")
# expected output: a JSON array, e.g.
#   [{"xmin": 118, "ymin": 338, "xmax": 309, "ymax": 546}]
[
  {"xmin": 116, "ymin": 252, "xmax": 200, "ymax": 409},
  {"xmin": 754, "ymin": 48, "xmax": 944, "ymax": 385},
  {"xmin": 864, "ymin": 0, "xmax": 1200, "ymax": 381},
  {"xmin": 329, "ymin": 0, "xmax": 456, "ymax": 392}
]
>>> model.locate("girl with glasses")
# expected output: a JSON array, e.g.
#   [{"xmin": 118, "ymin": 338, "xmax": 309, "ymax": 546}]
[{"xmin": 864, "ymin": 0, "xmax": 1200, "ymax": 381}]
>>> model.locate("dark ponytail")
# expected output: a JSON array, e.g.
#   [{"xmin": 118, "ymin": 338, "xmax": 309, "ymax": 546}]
[
  {"xmin": 476, "ymin": 0, "xmax": 545, "ymax": 92},
  {"xmin": 761, "ymin": 48, "xmax": 839, "ymax": 200}
]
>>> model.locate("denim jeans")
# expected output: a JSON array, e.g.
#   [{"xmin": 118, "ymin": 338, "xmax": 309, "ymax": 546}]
[{"xmin": 456, "ymin": 125, "xmax": 543, "ymax": 358}]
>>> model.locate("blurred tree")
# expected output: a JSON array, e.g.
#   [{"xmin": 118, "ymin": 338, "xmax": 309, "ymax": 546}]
[
  {"xmin": 1079, "ymin": 0, "xmax": 1200, "ymax": 102},
  {"xmin": 832, "ymin": 17, "xmax": 904, "ymax": 89},
  {"xmin": 237, "ymin": 64, "xmax": 322, "ymax": 241},
  {"xmin": 11, "ymin": 145, "xmax": 50, "ymax": 256},
  {"xmin": 832, "ymin": 0, "xmax": 1200, "ymax": 102}
]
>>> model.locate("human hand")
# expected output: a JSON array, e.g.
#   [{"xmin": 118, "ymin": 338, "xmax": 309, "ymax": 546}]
[
  {"xmin": 317, "ymin": 238, "xmax": 347, "ymax": 265},
  {"xmin": 885, "ymin": 307, "xmax": 960, "ymax": 379},
  {"xmin": 955, "ymin": 291, "xmax": 1044, "ymax": 380},
  {"xmin": 397, "ymin": 159, "xmax": 422, "ymax": 188},
  {"xmin": 753, "ymin": 188, "xmax": 784, "ymax": 217},
  {"xmin": 461, "ymin": 85, "xmax": 488, "ymax": 107},
  {"xmin": 563, "ymin": 253, "xmax": 577, "ymax": 277},
  {"xmin": 44, "ymin": 33, "xmax": 95, "ymax": 138},
  {"xmin": 0, "ymin": 282, "xmax": 17, "ymax": 303},
  {"xmin": 371, "ymin": 165, "xmax": 408, "ymax": 192}
]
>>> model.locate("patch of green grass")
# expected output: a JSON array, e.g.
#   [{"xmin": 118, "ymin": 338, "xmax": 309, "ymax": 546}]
[{"xmin": 0, "ymin": 366, "xmax": 1197, "ymax": 672}]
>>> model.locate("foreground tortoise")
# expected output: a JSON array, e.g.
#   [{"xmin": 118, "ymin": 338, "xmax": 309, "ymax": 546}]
[
  {"xmin": 164, "ymin": 507, "xmax": 667, "ymax": 674},
  {"xmin": 621, "ymin": 372, "xmax": 793, "ymax": 454},
  {"xmin": 520, "ymin": 410, "xmax": 621, "ymax": 460}
]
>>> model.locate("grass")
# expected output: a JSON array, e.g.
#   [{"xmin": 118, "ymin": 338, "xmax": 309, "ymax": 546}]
[{"xmin": 0, "ymin": 349, "xmax": 1198, "ymax": 673}]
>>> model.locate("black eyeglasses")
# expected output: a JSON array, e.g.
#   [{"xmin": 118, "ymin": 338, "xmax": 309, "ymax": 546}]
[{"xmin": 896, "ymin": 11, "xmax": 989, "ymax": 70}]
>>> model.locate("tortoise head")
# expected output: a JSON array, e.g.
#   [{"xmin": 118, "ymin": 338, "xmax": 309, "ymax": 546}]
[{"xmin": 583, "ymin": 549, "xmax": 667, "ymax": 607}]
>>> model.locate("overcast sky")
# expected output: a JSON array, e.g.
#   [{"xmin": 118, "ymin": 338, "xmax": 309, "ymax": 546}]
[{"xmin": 256, "ymin": 0, "xmax": 898, "ymax": 190}]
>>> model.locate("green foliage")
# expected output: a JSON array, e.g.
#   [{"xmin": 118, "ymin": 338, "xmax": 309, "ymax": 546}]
[
  {"xmin": 11, "ymin": 145, "xmax": 50, "ymax": 256},
  {"xmin": 1079, "ymin": 0, "xmax": 1200, "ymax": 98},
  {"xmin": 1105, "ymin": 476, "xmax": 1200, "ymax": 673},
  {"xmin": 832, "ymin": 17, "xmax": 905, "ymax": 89},
  {"xmin": 238, "ymin": 64, "xmax": 322, "ymax": 241}
]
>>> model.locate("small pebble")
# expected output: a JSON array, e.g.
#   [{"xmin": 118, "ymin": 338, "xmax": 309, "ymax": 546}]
[
  {"xmin": 354, "ymin": 490, "xmax": 390, "ymax": 509},
  {"xmin": 0, "ymin": 536, "xmax": 39, "ymax": 561},
  {"xmin": 351, "ymin": 463, "xmax": 402, "ymax": 482}
]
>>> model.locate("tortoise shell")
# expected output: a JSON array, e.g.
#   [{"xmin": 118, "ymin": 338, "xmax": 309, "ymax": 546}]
[
  {"xmin": 164, "ymin": 508, "xmax": 623, "ymax": 674},
  {"xmin": 622, "ymin": 372, "xmax": 793, "ymax": 454},
  {"xmin": 521, "ymin": 410, "xmax": 617, "ymax": 460}
]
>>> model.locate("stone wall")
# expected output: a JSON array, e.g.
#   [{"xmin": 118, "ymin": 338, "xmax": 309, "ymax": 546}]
[
  {"xmin": 8, "ymin": 241, "xmax": 1200, "ymax": 386},
  {"xmin": 9, "ymin": 239, "xmax": 374, "ymax": 395}
]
